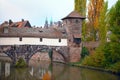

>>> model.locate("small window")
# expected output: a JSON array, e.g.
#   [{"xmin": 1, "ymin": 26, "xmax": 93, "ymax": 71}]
[
  {"xmin": 40, "ymin": 38, "xmax": 42, "ymax": 42},
  {"xmin": 39, "ymin": 30, "xmax": 43, "ymax": 33},
  {"xmin": 19, "ymin": 37, "xmax": 22, "ymax": 41},
  {"xmin": 62, "ymin": 31, "xmax": 66, "ymax": 34},
  {"xmin": 75, "ymin": 19, "xmax": 79, "ymax": 23},
  {"xmin": 59, "ymin": 39, "xmax": 61, "ymax": 42}
]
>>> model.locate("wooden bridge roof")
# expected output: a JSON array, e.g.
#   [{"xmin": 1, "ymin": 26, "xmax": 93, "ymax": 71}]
[{"xmin": 0, "ymin": 26, "xmax": 67, "ymax": 38}]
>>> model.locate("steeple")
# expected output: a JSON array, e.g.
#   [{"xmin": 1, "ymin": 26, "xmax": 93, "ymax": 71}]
[
  {"xmin": 44, "ymin": 17, "xmax": 48, "ymax": 28},
  {"xmin": 50, "ymin": 17, "xmax": 53, "ymax": 27}
]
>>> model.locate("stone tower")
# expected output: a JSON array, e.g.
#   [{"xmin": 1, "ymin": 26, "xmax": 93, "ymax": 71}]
[{"xmin": 62, "ymin": 11, "xmax": 85, "ymax": 62}]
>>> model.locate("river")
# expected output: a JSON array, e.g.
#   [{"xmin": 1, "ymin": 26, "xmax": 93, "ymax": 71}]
[{"xmin": 0, "ymin": 60, "xmax": 120, "ymax": 80}]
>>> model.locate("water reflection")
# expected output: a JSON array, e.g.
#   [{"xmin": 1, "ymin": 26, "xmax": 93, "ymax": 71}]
[
  {"xmin": 29, "ymin": 60, "xmax": 51, "ymax": 80},
  {"xmin": 0, "ymin": 60, "xmax": 120, "ymax": 80},
  {"xmin": 0, "ymin": 62, "xmax": 1, "ymax": 76},
  {"xmin": 0, "ymin": 62, "xmax": 11, "ymax": 80},
  {"xmin": 5, "ymin": 62, "xmax": 10, "ymax": 77}
]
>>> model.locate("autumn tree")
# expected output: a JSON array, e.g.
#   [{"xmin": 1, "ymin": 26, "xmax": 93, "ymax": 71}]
[
  {"xmin": 98, "ymin": 1, "xmax": 108, "ymax": 46},
  {"xmin": 74, "ymin": 0, "xmax": 87, "ymax": 40},
  {"xmin": 75, "ymin": 0, "xmax": 86, "ymax": 16},
  {"xmin": 88, "ymin": 0, "xmax": 104, "ymax": 41},
  {"xmin": 82, "ymin": 0, "xmax": 120, "ymax": 73}
]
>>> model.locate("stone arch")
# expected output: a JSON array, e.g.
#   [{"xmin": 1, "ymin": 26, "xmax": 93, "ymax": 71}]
[
  {"xmin": 52, "ymin": 47, "xmax": 69, "ymax": 62},
  {"xmin": 27, "ymin": 48, "xmax": 67, "ymax": 63},
  {"xmin": 52, "ymin": 50, "xmax": 66, "ymax": 62},
  {"xmin": 29, "ymin": 51, "xmax": 51, "ymax": 62},
  {"xmin": 0, "ymin": 45, "xmax": 69, "ymax": 64},
  {"xmin": 26, "ymin": 47, "xmax": 51, "ymax": 62}
]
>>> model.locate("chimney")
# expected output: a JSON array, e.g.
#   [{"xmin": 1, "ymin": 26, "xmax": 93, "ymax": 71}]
[
  {"xmin": 9, "ymin": 19, "xmax": 13, "ymax": 25},
  {"xmin": 22, "ymin": 19, "xmax": 24, "ymax": 22}
]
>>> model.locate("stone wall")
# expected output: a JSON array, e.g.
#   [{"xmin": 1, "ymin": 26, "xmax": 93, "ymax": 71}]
[
  {"xmin": 69, "ymin": 47, "xmax": 82, "ymax": 62},
  {"xmin": 83, "ymin": 41, "xmax": 99, "ymax": 54}
]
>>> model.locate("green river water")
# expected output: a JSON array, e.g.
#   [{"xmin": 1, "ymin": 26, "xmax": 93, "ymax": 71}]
[{"xmin": 0, "ymin": 60, "xmax": 120, "ymax": 80}]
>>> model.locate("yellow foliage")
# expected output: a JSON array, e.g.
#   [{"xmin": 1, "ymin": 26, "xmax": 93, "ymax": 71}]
[{"xmin": 88, "ymin": 0, "xmax": 104, "ymax": 30}]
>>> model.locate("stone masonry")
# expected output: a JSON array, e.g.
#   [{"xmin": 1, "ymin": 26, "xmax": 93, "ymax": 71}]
[{"xmin": 0, "ymin": 45, "xmax": 68, "ymax": 64}]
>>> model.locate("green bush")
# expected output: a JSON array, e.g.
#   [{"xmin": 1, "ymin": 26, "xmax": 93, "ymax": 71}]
[
  {"xmin": 82, "ymin": 56, "xmax": 94, "ymax": 66},
  {"xmin": 81, "ymin": 47, "xmax": 89, "ymax": 58},
  {"xmin": 15, "ymin": 57, "xmax": 27, "ymax": 68},
  {"xmin": 82, "ymin": 52, "xmax": 105, "ymax": 68},
  {"xmin": 108, "ymin": 62, "xmax": 120, "ymax": 73}
]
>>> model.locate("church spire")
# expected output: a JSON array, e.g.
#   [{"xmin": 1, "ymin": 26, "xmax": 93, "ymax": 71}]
[
  {"xmin": 44, "ymin": 17, "xmax": 48, "ymax": 28},
  {"xmin": 50, "ymin": 17, "xmax": 53, "ymax": 27}
]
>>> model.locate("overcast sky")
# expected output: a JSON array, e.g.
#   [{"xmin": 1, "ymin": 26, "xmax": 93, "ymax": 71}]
[{"xmin": 0, "ymin": 0, "xmax": 118, "ymax": 26}]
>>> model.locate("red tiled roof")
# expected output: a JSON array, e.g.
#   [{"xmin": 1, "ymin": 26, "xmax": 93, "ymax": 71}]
[{"xmin": 10, "ymin": 21, "xmax": 31, "ymax": 28}]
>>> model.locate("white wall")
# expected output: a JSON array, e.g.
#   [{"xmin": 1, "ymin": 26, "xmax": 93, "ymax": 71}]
[{"xmin": 0, "ymin": 37, "xmax": 67, "ymax": 46}]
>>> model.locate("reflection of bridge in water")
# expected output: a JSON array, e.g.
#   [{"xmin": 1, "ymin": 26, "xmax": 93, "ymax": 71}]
[
  {"xmin": 0, "ymin": 61, "xmax": 52, "ymax": 80},
  {"xmin": 29, "ymin": 60, "xmax": 52, "ymax": 80},
  {"xmin": 0, "ymin": 61, "xmax": 119, "ymax": 80},
  {"xmin": 0, "ymin": 62, "xmax": 10, "ymax": 80},
  {"xmin": 0, "ymin": 60, "xmax": 68, "ymax": 80}
]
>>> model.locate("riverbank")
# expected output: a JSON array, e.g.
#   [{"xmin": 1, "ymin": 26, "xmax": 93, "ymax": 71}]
[
  {"xmin": 52, "ymin": 61, "xmax": 120, "ymax": 75},
  {"xmin": 67, "ymin": 62, "xmax": 120, "ymax": 76}
]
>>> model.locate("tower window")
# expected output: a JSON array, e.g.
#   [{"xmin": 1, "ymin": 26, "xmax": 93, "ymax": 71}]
[
  {"xmin": 59, "ymin": 39, "xmax": 61, "ymax": 42},
  {"xmin": 73, "ymin": 38, "xmax": 81, "ymax": 44},
  {"xmin": 40, "ymin": 38, "xmax": 42, "ymax": 42},
  {"xmin": 75, "ymin": 20, "xmax": 79, "ymax": 23},
  {"xmin": 19, "ymin": 37, "xmax": 22, "ymax": 41}
]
